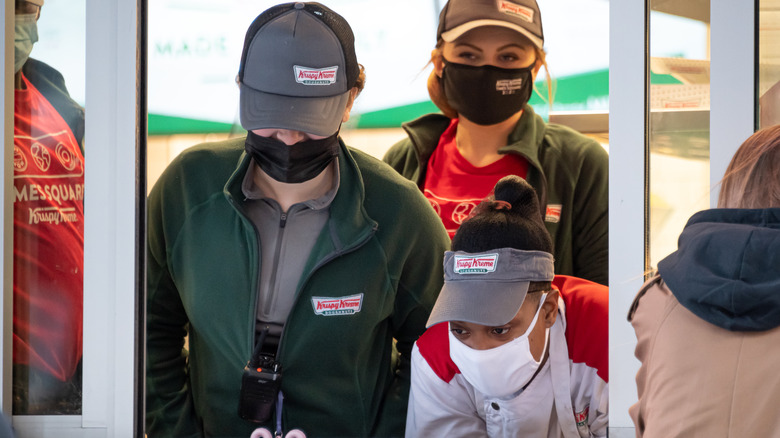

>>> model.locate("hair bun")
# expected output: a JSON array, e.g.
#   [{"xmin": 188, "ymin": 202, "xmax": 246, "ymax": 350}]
[
  {"xmin": 452, "ymin": 175, "xmax": 553, "ymax": 254},
  {"xmin": 493, "ymin": 175, "xmax": 542, "ymax": 221}
]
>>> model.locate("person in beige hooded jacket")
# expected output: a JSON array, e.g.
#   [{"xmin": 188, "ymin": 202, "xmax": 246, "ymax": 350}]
[{"xmin": 629, "ymin": 124, "xmax": 780, "ymax": 438}]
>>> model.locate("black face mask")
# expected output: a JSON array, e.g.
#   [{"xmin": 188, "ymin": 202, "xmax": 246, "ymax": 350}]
[
  {"xmin": 441, "ymin": 59, "xmax": 536, "ymax": 126},
  {"xmin": 244, "ymin": 130, "xmax": 340, "ymax": 184}
]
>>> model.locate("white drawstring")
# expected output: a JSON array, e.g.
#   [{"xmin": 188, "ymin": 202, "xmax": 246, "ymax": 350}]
[{"xmin": 249, "ymin": 391, "xmax": 306, "ymax": 438}]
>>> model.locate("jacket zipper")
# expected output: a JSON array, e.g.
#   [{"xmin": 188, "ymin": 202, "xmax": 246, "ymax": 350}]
[
  {"xmin": 272, "ymin": 222, "xmax": 377, "ymax": 435},
  {"xmin": 260, "ymin": 210, "xmax": 288, "ymax": 326},
  {"xmin": 227, "ymin": 196, "xmax": 265, "ymax": 356},
  {"xmin": 275, "ymin": 222, "xmax": 378, "ymax": 360},
  {"xmin": 515, "ymin": 152, "xmax": 549, "ymax": 219}
]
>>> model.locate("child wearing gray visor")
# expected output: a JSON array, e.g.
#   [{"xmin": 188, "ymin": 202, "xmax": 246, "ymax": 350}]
[{"xmin": 406, "ymin": 175, "xmax": 608, "ymax": 437}]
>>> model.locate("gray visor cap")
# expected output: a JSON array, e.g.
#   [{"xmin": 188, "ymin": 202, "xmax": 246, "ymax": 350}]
[
  {"xmin": 426, "ymin": 248, "xmax": 554, "ymax": 328},
  {"xmin": 239, "ymin": 7, "xmax": 351, "ymax": 136}
]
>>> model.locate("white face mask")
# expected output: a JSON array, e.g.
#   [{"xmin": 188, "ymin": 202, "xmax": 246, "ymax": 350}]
[
  {"xmin": 15, "ymin": 13, "xmax": 38, "ymax": 73},
  {"xmin": 449, "ymin": 293, "xmax": 549, "ymax": 399}
]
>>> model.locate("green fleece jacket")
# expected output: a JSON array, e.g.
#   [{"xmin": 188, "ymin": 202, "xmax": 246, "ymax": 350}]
[
  {"xmin": 383, "ymin": 105, "xmax": 608, "ymax": 285},
  {"xmin": 146, "ymin": 137, "xmax": 450, "ymax": 438}
]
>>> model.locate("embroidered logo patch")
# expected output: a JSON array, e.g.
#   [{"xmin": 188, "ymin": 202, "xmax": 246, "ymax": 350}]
[
  {"xmin": 312, "ymin": 293, "xmax": 363, "ymax": 316},
  {"xmin": 453, "ymin": 254, "xmax": 499, "ymax": 274},
  {"xmin": 294, "ymin": 65, "xmax": 338, "ymax": 85},
  {"xmin": 574, "ymin": 405, "xmax": 590, "ymax": 428},
  {"xmin": 496, "ymin": 78, "xmax": 524, "ymax": 95},
  {"xmin": 497, "ymin": 0, "xmax": 534, "ymax": 23},
  {"xmin": 545, "ymin": 204, "xmax": 562, "ymax": 223}
]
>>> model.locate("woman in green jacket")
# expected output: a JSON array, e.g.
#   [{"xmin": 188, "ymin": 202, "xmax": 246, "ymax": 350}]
[{"xmin": 384, "ymin": 0, "xmax": 608, "ymax": 285}]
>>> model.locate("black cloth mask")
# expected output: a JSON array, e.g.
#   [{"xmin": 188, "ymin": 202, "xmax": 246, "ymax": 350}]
[
  {"xmin": 441, "ymin": 59, "xmax": 536, "ymax": 126},
  {"xmin": 244, "ymin": 130, "xmax": 340, "ymax": 184}
]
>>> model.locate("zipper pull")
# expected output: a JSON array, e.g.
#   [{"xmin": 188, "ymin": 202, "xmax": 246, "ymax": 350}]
[{"xmin": 280, "ymin": 212, "xmax": 288, "ymax": 228}]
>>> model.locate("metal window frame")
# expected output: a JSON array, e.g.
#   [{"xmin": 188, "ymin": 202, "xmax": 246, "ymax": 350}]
[
  {"xmin": 710, "ymin": 0, "xmax": 756, "ymax": 204},
  {"xmin": 1, "ymin": 0, "xmax": 13, "ymax": 420},
  {"xmin": 608, "ymin": 0, "xmax": 647, "ymax": 435}
]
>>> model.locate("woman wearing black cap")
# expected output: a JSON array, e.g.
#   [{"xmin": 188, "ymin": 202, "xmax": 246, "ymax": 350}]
[
  {"xmin": 384, "ymin": 0, "xmax": 608, "ymax": 286},
  {"xmin": 406, "ymin": 175, "xmax": 608, "ymax": 437}
]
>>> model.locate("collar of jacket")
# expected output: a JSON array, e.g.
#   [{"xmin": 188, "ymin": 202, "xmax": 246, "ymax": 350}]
[
  {"xmin": 400, "ymin": 104, "xmax": 549, "ymax": 216},
  {"xmin": 223, "ymin": 137, "xmax": 379, "ymax": 258},
  {"xmin": 401, "ymin": 104, "xmax": 548, "ymax": 180}
]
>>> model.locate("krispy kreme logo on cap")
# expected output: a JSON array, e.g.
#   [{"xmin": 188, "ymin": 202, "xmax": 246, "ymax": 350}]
[
  {"xmin": 294, "ymin": 65, "xmax": 338, "ymax": 85},
  {"xmin": 454, "ymin": 253, "xmax": 499, "ymax": 274},
  {"xmin": 497, "ymin": 0, "xmax": 534, "ymax": 23}
]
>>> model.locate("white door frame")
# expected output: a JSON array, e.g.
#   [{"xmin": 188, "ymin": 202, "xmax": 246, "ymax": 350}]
[
  {"xmin": 710, "ymin": 0, "xmax": 755, "ymax": 203},
  {"xmin": 608, "ymin": 0, "xmax": 647, "ymax": 435}
]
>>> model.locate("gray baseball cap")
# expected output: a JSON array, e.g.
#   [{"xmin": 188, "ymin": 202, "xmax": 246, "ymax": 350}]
[
  {"xmin": 238, "ymin": 2, "xmax": 360, "ymax": 137},
  {"xmin": 437, "ymin": 0, "xmax": 544, "ymax": 50},
  {"xmin": 426, "ymin": 248, "xmax": 554, "ymax": 328}
]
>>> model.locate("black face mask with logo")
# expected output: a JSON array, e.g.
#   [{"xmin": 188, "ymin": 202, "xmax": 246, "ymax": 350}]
[
  {"xmin": 244, "ymin": 130, "xmax": 340, "ymax": 184},
  {"xmin": 441, "ymin": 59, "xmax": 536, "ymax": 126}
]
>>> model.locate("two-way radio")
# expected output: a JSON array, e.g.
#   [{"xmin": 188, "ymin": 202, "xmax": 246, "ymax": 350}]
[{"xmin": 238, "ymin": 326, "xmax": 283, "ymax": 423}]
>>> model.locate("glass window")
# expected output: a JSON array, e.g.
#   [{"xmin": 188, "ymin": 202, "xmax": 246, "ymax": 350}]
[
  {"xmin": 648, "ymin": 2, "xmax": 711, "ymax": 268},
  {"xmin": 759, "ymin": 0, "xmax": 780, "ymax": 128},
  {"xmin": 146, "ymin": 0, "xmax": 609, "ymax": 190},
  {"xmin": 11, "ymin": 0, "xmax": 86, "ymax": 415}
]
